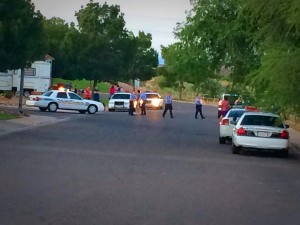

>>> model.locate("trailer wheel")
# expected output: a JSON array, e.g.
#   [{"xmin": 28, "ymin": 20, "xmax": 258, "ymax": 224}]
[{"xmin": 24, "ymin": 90, "xmax": 31, "ymax": 97}]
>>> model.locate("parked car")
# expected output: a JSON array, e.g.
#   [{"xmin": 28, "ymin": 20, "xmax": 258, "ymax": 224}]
[
  {"xmin": 108, "ymin": 92, "xmax": 136, "ymax": 111},
  {"xmin": 231, "ymin": 111, "xmax": 290, "ymax": 156},
  {"xmin": 143, "ymin": 92, "xmax": 164, "ymax": 109},
  {"xmin": 26, "ymin": 90, "xmax": 105, "ymax": 114},
  {"xmin": 219, "ymin": 108, "xmax": 246, "ymax": 144}
]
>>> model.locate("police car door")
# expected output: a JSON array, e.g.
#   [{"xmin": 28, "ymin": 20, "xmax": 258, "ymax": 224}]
[
  {"xmin": 56, "ymin": 92, "xmax": 69, "ymax": 109},
  {"xmin": 68, "ymin": 92, "xmax": 86, "ymax": 110}
]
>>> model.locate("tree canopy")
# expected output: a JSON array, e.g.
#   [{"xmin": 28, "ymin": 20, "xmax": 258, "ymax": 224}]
[{"xmin": 0, "ymin": 0, "xmax": 45, "ymax": 71}]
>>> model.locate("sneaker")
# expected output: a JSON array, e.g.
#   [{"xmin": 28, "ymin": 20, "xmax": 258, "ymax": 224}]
[{"xmin": 202, "ymin": 117, "xmax": 206, "ymax": 119}]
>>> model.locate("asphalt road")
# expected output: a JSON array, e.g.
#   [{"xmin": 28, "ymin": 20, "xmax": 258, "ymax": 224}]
[{"xmin": 1, "ymin": 102, "xmax": 300, "ymax": 225}]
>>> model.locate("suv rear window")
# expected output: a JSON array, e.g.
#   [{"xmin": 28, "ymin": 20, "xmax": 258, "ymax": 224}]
[{"xmin": 241, "ymin": 115, "xmax": 284, "ymax": 128}]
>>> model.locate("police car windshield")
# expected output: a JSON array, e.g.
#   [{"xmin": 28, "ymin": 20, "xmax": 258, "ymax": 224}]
[
  {"xmin": 228, "ymin": 110, "xmax": 245, "ymax": 118},
  {"xmin": 146, "ymin": 94, "xmax": 159, "ymax": 99},
  {"xmin": 112, "ymin": 94, "xmax": 130, "ymax": 99}
]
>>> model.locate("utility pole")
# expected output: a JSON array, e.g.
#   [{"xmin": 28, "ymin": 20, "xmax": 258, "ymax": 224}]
[{"xmin": 18, "ymin": 68, "xmax": 25, "ymax": 114}]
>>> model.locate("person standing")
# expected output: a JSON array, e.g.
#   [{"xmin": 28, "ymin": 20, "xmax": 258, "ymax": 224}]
[
  {"xmin": 221, "ymin": 96, "xmax": 230, "ymax": 118},
  {"xmin": 93, "ymin": 87, "xmax": 100, "ymax": 102},
  {"xmin": 136, "ymin": 90, "xmax": 141, "ymax": 114},
  {"xmin": 162, "ymin": 92, "xmax": 174, "ymax": 118},
  {"xmin": 109, "ymin": 85, "xmax": 115, "ymax": 98},
  {"xmin": 139, "ymin": 92, "xmax": 147, "ymax": 115},
  {"xmin": 74, "ymin": 85, "xmax": 78, "ymax": 94},
  {"xmin": 195, "ymin": 95, "xmax": 205, "ymax": 119},
  {"xmin": 129, "ymin": 91, "xmax": 137, "ymax": 116},
  {"xmin": 85, "ymin": 87, "xmax": 91, "ymax": 100}
]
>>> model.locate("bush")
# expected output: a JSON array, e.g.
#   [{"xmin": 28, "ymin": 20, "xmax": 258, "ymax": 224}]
[{"xmin": 4, "ymin": 91, "xmax": 13, "ymax": 99}]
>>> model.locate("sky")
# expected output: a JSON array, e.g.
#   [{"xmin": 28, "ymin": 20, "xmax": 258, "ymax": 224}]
[{"xmin": 31, "ymin": 0, "xmax": 192, "ymax": 53}]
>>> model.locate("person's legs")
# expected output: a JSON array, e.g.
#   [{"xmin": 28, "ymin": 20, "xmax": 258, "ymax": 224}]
[
  {"xmin": 199, "ymin": 105, "xmax": 205, "ymax": 119},
  {"xmin": 195, "ymin": 106, "xmax": 199, "ymax": 119},
  {"xmin": 162, "ymin": 105, "xmax": 168, "ymax": 117}
]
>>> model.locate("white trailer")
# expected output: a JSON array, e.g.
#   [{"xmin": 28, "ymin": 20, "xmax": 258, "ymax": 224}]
[{"xmin": 0, "ymin": 60, "xmax": 52, "ymax": 97}]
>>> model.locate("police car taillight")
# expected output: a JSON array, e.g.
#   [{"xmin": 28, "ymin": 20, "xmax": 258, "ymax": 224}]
[
  {"xmin": 280, "ymin": 130, "xmax": 289, "ymax": 139},
  {"xmin": 237, "ymin": 127, "xmax": 246, "ymax": 136},
  {"xmin": 220, "ymin": 118, "xmax": 229, "ymax": 125},
  {"xmin": 33, "ymin": 97, "xmax": 39, "ymax": 101}
]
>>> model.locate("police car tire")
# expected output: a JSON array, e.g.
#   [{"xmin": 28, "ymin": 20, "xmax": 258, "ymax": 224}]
[
  {"xmin": 48, "ymin": 103, "xmax": 58, "ymax": 112},
  {"xmin": 219, "ymin": 137, "xmax": 226, "ymax": 144},
  {"xmin": 87, "ymin": 105, "xmax": 97, "ymax": 114},
  {"xmin": 231, "ymin": 143, "xmax": 240, "ymax": 154},
  {"xmin": 280, "ymin": 148, "xmax": 289, "ymax": 158}
]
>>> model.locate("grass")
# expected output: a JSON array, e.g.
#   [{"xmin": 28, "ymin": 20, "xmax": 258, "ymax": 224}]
[
  {"xmin": 0, "ymin": 112, "xmax": 18, "ymax": 120},
  {"xmin": 52, "ymin": 78, "xmax": 110, "ymax": 93}
]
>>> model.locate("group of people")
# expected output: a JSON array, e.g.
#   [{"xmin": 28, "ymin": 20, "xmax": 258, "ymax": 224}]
[
  {"xmin": 73, "ymin": 86, "xmax": 100, "ymax": 101},
  {"xmin": 109, "ymin": 85, "xmax": 123, "ymax": 98},
  {"xmin": 128, "ymin": 91, "xmax": 206, "ymax": 119}
]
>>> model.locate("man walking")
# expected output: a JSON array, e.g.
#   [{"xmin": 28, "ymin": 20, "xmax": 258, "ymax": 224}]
[
  {"xmin": 162, "ymin": 92, "xmax": 174, "ymax": 118},
  {"xmin": 195, "ymin": 95, "xmax": 205, "ymax": 119},
  {"xmin": 129, "ymin": 91, "xmax": 137, "ymax": 116},
  {"xmin": 139, "ymin": 91, "xmax": 147, "ymax": 115}
]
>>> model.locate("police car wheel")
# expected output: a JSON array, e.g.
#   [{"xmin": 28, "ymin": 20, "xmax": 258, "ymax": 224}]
[
  {"xmin": 48, "ymin": 103, "xmax": 58, "ymax": 112},
  {"xmin": 219, "ymin": 137, "xmax": 226, "ymax": 144},
  {"xmin": 231, "ymin": 143, "xmax": 240, "ymax": 154},
  {"xmin": 87, "ymin": 105, "xmax": 97, "ymax": 114}
]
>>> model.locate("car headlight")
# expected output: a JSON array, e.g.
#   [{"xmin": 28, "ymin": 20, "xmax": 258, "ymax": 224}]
[{"xmin": 152, "ymin": 99, "xmax": 160, "ymax": 107}]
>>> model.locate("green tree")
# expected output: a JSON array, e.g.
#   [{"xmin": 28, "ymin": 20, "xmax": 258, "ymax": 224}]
[
  {"xmin": 43, "ymin": 17, "xmax": 70, "ymax": 78},
  {"xmin": 120, "ymin": 31, "xmax": 158, "ymax": 88},
  {"xmin": 75, "ymin": 1, "xmax": 128, "ymax": 91},
  {"xmin": 0, "ymin": 0, "xmax": 45, "ymax": 71}
]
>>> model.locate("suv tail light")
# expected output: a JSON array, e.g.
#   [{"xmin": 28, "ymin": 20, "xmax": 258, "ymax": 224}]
[
  {"xmin": 220, "ymin": 118, "xmax": 229, "ymax": 125},
  {"xmin": 237, "ymin": 127, "xmax": 246, "ymax": 136},
  {"xmin": 280, "ymin": 130, "xmax": 289, "ymax": 139}
]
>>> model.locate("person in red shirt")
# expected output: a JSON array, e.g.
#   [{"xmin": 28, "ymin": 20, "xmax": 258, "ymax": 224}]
[
  {"xmin": 109, "ymin": 85, "xmax": 115, "ymax": 98},
  {"xmin": 85, "ymin": 87, "xmax": 91, "ymax": 100},
  {"xmin": 221, "ymin": 97, "xmax": 230, "ymax": 118}
]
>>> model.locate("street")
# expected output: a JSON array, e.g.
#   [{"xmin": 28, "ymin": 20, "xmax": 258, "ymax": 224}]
[{"xmin": 1, "ymin": 102, "xmax": 300, "ymax": 225}]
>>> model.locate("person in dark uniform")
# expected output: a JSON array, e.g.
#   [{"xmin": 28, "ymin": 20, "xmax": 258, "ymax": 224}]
[
  {"xmin": 195, "ymin": 95, "xmax": 205, "ymax": 119},
  {"xmin": 139, "ymin": 92, "xmax": 147, "ymax": 115},
  {"xmin": 129, "ymin": 91, "xmax": 137, "ymax": 116},
  {"xmin": 162, "ymin": 92, "xmax": 174, "ymax": 118}
]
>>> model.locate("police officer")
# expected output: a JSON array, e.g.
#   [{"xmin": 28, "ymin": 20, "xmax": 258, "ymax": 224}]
[
  {"xmin": 129, "ymin": 91, "xmax": 137, "ymax": 116},
  {"xmin": 139, "ymin": 92, "xmax": 147, "ymax": 115},
  {"xmin": 195, "ymin": 95, "xmax": 205, "ymax": 119},
  {"xmin": 162, "ymin": 92, "xmax": 174, "ymax": 118}
]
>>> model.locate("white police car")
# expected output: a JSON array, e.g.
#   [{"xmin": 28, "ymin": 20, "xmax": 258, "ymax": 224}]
[
  {"xmin": 143, "ymin": 92, "xmax": 164, "ymax": 109},
  {"xmin": 108, "ymin": 92, "xmax": 136, "ymax": 111},
  {"xmin": 231, "ymin": 111, "xmax": 290, "ymax": 156},
  {"xmin": 26, "ymin": 90, "xmax": 105, "ymax": 114},
  {"xmin": 219, "ymin": 108, "xmax": 246, "ymax": 144}
]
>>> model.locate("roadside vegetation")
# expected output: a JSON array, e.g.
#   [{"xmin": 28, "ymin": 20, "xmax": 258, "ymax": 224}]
[{"xmin": 0, "ymin": 111, "xmax": 18, "ymax": 120}]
